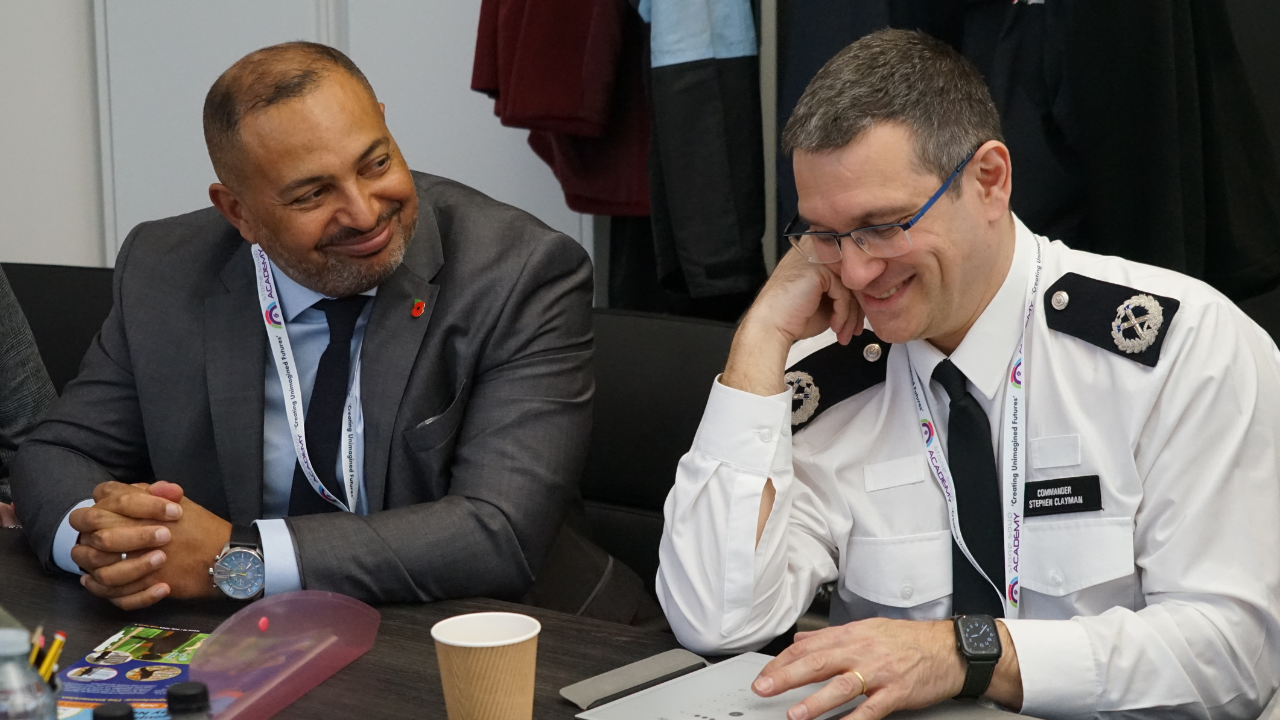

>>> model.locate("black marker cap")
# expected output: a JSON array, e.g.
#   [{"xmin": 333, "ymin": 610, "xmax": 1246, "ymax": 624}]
[
  {"xmin": 93, "ymin": 702, "xmax": 135, "ymax": 720},
  {"xmin": 166, "ymin": 681, "xmax": 210, "ymax": 713}
]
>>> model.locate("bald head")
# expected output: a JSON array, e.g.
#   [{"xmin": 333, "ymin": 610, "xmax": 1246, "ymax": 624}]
[{"xmin": 203, "ymin": 41, "xmax": 377, "ymax": 188}]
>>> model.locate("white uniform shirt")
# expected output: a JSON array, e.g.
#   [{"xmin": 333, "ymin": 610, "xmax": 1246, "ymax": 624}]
[{"xmin": 657, "ymin": 217, "xmax": 1280, "ymax": 719}]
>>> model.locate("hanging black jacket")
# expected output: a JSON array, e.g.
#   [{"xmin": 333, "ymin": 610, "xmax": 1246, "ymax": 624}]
[
  {"xmin": 777, "ymin": 0, "xmax": 1280, "ymax": 300},
  {"xmin": 642, "ymin": 0, "xmax": 767, "ymax": 299}
]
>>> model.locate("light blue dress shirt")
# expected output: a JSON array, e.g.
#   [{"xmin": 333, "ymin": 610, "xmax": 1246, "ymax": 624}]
[
  {"xmin": 637, "ymin": 0, "xmax": 757, "ymax": 68},
  {"xmin": 54, "ymin": 259, "xmax": 374, "ymax": 598},
  {"xmin": 255, "ymin": 260, "xmax": 374, "ymax": 594}
]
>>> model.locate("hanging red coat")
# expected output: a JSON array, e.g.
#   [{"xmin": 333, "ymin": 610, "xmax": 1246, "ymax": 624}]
[{"xmin": 472, "ymin": 0, "xmax": 650, "ymax": 216}]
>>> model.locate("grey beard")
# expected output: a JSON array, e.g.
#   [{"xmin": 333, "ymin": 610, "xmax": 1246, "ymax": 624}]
[{"xmin": 257, "ymin": 213, "xmax": 415, "ymax": 298}]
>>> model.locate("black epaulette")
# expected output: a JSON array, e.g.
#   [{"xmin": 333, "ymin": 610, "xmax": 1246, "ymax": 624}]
[
  {"xmin": 1043, "ymin": 272, "xmax": 1180, "ymax": 368},
  {"xmin": 786, "ymin": 331, "xmax": 890, "ymax": 432}
]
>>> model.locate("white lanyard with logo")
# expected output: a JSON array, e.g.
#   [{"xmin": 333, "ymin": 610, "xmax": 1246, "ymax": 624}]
[
  {"xmin": 251, "ymin": 245, "xmax": 361, "ymax": 513},
  {"xmin": 907, "ymin": 237, "xmax": 1042, "ymax": 619}
]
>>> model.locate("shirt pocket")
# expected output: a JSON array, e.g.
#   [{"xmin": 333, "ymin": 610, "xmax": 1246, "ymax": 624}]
[
  {"xmin": 844, "ymin": 529, "xmax": 951, "ymax": 608},
  {"xmin": 864, "ymin": 456, "xmax": 928, "ymax": 493},
  {"xmin": 1019, "ymin": 516, "xmax": 1135, "ymax": 597}
]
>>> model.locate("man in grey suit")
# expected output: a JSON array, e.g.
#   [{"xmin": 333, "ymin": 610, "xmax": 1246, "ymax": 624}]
[
  {"xmin": 0, "ymin": 269, "xmax": 57, "ymax": 527},
  {"xmin": 10, "ymin": 42, "xmax": 619, "ymax": 614}
]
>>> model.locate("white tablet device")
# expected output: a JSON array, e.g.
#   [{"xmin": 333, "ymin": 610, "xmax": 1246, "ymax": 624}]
[{"xmin": 578, "ymin": 652, "xmax": 859, "ymax": 720}]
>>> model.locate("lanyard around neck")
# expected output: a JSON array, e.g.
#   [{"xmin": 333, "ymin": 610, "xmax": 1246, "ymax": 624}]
[
  {"xmin": 251, "ymin": 246, "xmax": 361, "ymax": 513},
  {"xmin": 907, "ymin": 236, "xmax": 1043, "ymax": 619}
]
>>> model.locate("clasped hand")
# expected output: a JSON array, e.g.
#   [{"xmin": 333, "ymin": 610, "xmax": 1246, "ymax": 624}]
[
  {"xmin": 69, "ymin": 481, "xmax": 231, "ymax": 610},
  {"xmin": 751, "ymin": 618, "xmax": 1021, "ymax": 720},
  {"xmin": 721, "ymin": 250, "xmax": 865, "ymax": 398}
]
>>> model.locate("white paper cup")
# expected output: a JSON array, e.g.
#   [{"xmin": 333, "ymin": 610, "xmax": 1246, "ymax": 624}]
[{"xmin": 431, "ymin": 612, "xmax": 541, "ymax": 720}]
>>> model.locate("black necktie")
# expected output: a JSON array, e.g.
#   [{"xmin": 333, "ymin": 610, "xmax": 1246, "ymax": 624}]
[
  {"xmin": 933, "ymin": 359, "xmax": 1005, "ymax": 617},
  {"xmin": 288, "ymin": 295, "xmax": 370, "ymax": 516}
]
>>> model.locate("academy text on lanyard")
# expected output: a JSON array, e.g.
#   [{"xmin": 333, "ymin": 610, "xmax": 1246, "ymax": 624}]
[
  {"xmin": 252, "ymin": 245, "xmax": 362, "ymax": 513},
  {"xmin": 908, "ymin": 237, "xmax": 1043, "ymax": 619}
]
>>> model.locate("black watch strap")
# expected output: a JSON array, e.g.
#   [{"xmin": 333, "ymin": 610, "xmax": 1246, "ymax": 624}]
[
  {"xmin": 954, "ymin": 615, "xmax": 1001, "ymax": 700},
  {"xmin": 957, "ymin": 658, "xmax": 997, "ymax": 699},
  {"xmin": 229, "ymin": 524, "xmax": 260, "ymax": 550}
]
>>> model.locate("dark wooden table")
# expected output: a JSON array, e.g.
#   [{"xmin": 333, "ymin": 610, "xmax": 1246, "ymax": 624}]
[{"xmin": 0, "ymin": 529, "xmax": 681, "ymax": 719}]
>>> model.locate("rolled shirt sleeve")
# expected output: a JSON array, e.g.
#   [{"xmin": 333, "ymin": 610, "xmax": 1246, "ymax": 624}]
[{"xmin": 657, "ymin": 377, "xmax": 839, "ymax": 654}]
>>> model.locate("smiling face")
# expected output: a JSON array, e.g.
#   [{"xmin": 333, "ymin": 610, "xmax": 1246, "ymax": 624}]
[
  {"xmin": 793, "ymin": 122, "xmax": 1014, "ymax": 352},
  {"xmin": 210, "ymin": 70, "xmax": 418, "ymax": 297}
]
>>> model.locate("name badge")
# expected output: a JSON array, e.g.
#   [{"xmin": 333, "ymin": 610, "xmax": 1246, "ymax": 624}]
[{"xmin": 1024, "ymin": 476, "xmax": 1102, "ymax": 517}]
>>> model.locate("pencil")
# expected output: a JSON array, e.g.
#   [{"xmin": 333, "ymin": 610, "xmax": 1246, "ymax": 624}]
[
  {"xmin": 27, "ymin": 625, "xmax": 43, "ymax": 667},
  {"xmin": 37, "ymin": 631, "xmax": 65, "ymax": 682}
]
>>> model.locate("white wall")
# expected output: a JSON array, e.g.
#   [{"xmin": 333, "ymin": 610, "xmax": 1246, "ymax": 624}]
[
  {"xmin": 95, "ymin": 0, "xmax": 589, "ymax": 264},
  {"xmin": 0, "ymin": 1, "xmax": 105, "ymax": 267},
  {"xmin": 0, "ymin": 1, "xmax": 589, "ymax": 268},
  {"xmin": 97, "ymin": 0, "xmax": 340, "ymax": 259},
  {"xmin": 347, "ymin": 2, "xmax": 592, "ymax": 258}
]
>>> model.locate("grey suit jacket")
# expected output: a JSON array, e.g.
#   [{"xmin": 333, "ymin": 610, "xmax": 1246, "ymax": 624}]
[
  {"xmin": 0, "ymin": 269, "xmax": 56, "ymax": 499},
  {"xmin": 11, "ymin": 172, "xmax": 595, "ymax": 603}
]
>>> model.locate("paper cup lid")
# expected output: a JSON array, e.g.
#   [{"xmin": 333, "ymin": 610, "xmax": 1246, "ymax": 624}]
[{"xmin": 431, "ymin": 612, "xmax": 541, "ymax": 648}]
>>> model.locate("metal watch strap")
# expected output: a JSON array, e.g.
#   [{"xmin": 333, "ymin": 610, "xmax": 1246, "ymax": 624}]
[{"xmin": 957, "ymin": 657, "xmax": 997, "ymax": 699}]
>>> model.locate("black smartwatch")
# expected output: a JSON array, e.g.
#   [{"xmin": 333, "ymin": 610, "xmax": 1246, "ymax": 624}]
[{"xmin": 953, "ymin": 614, "xmax": 1001, "ymax": 699}]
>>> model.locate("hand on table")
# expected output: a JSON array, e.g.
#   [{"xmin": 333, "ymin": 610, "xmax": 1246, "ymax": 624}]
[
  {"xmin": 70, "ymin": 481, "xmax": 231, "ymax": 610},
  {"xmin": 750, "ymin": 618, "xmax": 1021, "ymax": 720}
]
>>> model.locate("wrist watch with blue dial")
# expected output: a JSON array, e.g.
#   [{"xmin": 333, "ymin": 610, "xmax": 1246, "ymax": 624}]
[{"xmin": 210, "ymin": 525, "xmax": 265, "ymax": 601}]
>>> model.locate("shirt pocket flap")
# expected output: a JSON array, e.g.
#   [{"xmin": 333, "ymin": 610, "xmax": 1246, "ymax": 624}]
[
  {"xmin": 864, "ymin": 456, "xmax": 928, "ymax": 493},
  {"xmin": 404, "ymin": 381, "xmax": 470, "ymax": 454},
  {"xmin": 1020, "ymin": 516, "xmax": 1134, "ymax": 597},
  {"xmin": 1030, "ymin": 435, "xmax": 1081, "ymax": 469},
  {"xmin": 845, "ymin": 530, "xmax": 951, "ymax": 608}
]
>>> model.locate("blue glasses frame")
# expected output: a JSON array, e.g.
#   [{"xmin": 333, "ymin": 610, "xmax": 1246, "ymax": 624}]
[{"xmin": 784, "ymin": 148, "xmax": 978, "ymax": 258}]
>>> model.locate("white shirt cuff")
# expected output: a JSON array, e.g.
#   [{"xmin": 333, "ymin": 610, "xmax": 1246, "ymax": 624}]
[
  {"xmin": 253, "ymin": 519, "xmax": 302, "ymax": 596},
  {"xmin": 1002, "ymin": 618, "xmax": 1098, "ymax": 719},
  {"xmin": 693, "ymin": 376, "xmax": 792, "ymax": 473},
  {"xmin": 52, "ymin": 499, "xmax": 95, "ymax": 575}
]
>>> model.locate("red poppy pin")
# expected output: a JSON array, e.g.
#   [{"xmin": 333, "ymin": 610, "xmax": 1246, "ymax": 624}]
[{"xmin": 411, "ymin": 299, "xmax": 426, "ymax": 318}]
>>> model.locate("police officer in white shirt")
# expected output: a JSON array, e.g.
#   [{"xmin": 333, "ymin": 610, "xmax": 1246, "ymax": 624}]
[{"xmin": 657, "ymin": 28, "xmax": 1280, "ymax": 720}]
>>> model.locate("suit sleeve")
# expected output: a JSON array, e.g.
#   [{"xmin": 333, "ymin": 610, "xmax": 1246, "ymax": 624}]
[
  {"xmin": 285, "ymin": 231, "xmax": 594, "ymax": 603},
  {"xmin": 0, "ymin": 268, "xmax": 56, "ymax": 485},
  {"xmin": 10, "ymin": 229, "xmax": 155, "ymax": 569}
]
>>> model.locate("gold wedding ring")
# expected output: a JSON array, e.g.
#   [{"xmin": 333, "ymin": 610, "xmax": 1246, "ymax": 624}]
[{"xmin": 852, "ymin": 670, "xmax": 867, "ymax": 697}]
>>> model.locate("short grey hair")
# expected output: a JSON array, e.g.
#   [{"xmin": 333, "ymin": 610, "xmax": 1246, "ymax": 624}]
[
  {"xmin": 203, "ymin": 41, "xmax": 377, "ymax": 188},
  {"xmin": 782, "ymin": 29, "xmax": 1003, "ymax": 192}
]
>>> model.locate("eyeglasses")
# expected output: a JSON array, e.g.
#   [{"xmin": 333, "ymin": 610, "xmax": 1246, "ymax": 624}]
[{"xmin": 784, "ymin": 149, "xmax": 977, "ymax": 263}]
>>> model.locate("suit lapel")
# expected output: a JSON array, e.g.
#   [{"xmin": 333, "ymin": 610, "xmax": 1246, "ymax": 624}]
[
  {"xmin": 361, "ymin": 196, "xmax": 444, "ymax": 512},
  {"xmin": 205, "ymin": 241, "xmax": 266, "ymax": 524}
]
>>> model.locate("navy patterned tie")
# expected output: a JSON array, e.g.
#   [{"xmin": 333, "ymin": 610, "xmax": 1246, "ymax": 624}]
[
  {"xmin": 933, "ymin": 358, "xmax": 1005, "ymax": 617},
  {"xmin": 288, "ymin": 296, "xmax": 369, "ymax": 516}
]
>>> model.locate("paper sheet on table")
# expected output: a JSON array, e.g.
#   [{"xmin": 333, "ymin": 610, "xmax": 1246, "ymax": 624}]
[
  {"xmin": 57, "ymin": 624, "xmax": 210, "ymax": 720},
  {"xmin": 578, "ymin": 652, "xmax": 860, "ymax": 720}
]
